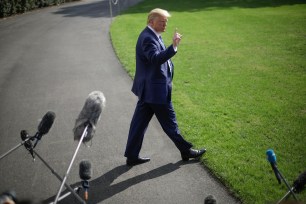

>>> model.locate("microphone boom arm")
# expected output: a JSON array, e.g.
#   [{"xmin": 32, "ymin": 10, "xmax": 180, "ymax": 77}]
[
  {"xmin": 0, "ymin": 135, "xmax": 36, "ymax": 161},
  {"xmin": 32, "ymin": 150, "xmax": 85, "ymax": 204},
  {"xmin": 53, "ymin": 124, "xmax": 90, "ymax": 204},
  {"xmin": 275, "ymin": 168, "xmax": 298, "ymax": 202}
]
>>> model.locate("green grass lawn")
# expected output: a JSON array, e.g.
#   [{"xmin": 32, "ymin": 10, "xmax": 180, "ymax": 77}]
[{"xmin": 110, "ymin": 0, "xmax": 306, "ymax": 203}]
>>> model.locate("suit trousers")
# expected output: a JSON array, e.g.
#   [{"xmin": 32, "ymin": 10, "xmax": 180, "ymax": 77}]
[{"xmin": 124, "ymin": 100, "xmax": 193, "ymax": 159}]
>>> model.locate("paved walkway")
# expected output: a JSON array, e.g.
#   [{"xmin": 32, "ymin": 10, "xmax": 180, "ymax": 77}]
[{"xmin": 0, "ymin": 0, "xmax": 240, "ymax": 203}]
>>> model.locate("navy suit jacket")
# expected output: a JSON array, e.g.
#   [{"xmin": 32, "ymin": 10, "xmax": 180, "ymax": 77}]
[{"xmin": 132, "ymin": 27, "xmax": 177, "ymax": 104}]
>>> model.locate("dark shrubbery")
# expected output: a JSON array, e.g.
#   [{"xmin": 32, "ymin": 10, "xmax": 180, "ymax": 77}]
[{"xmin": 0, "ymin": 0, "xmax": 78, "ymax": 18}]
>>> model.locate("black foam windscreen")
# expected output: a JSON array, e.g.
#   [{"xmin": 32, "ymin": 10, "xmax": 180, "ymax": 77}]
[
  {"xmin": 79, "ymin": 160, "xmax": 92, "ymax": 180},
  {"xmin": 38, "ymin": 111, "xmax": 56, "ymax": 135},
  {"xmin": 293, "ymin": 170, "xmax": 306, "ymax": 193}
]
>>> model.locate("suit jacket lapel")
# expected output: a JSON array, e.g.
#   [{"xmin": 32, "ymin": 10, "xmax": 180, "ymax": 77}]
[{"xmin": 146, "ymin": 27, "xmax": 165, "ymax": 50}]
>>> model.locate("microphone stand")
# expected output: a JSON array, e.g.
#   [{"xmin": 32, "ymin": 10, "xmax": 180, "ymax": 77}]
[
  {"xmin": 17, "ymin": 133, "xmax": 86, "ymax": 204},
  {"xmin": 0, "ymin": 136, "xmax": 35, "ymax": 160},
  {"xmin": 48, "ymin": 186, "xmax": 82, "ymax": 204},
  {"xmin": 274, "ymin": 168, "xmax": 298, "ymax": 203},
  {"xmin": 32, "ymin": 150, "xmax": 86, "ymax": 204},
  {"xmin": 53, "ymin": 124, "xmax": 90, "ymax": 204},
  {"xmin": 277, "ymin": 187, "xmax": 296, "ymax": 204},
  {"xmin": 11, "ymin": 131, "xmax": 87, "ymax": 204}
]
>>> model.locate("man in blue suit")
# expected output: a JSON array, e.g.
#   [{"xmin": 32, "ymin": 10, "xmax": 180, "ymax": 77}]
[{"xmin": 124, "ymin": 8, "xmax": 206, "ymax": 166}]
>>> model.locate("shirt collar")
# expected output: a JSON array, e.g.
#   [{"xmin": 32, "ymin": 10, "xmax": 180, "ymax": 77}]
[{"xmin": 147, "ymin": 25, "xmax": 161, "ymax": 39}]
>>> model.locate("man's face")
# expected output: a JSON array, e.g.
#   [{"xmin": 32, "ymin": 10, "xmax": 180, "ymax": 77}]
[{"xmin": 151, "ymin": 15, "xmax": 168, "ymax": 33}]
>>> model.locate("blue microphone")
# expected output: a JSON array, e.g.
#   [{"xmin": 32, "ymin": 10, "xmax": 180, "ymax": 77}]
[
  {"xmin": 266, "ymin": 149, "xmax": 276, "ymax": 163},
  {"xmin": 266, "ymin": 149, "xmax": 282, "ymax": 184}
]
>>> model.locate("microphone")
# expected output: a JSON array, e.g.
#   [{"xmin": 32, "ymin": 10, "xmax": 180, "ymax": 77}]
[
  {"xmin": 36, "ymin": 111, "xmax": 56, "ymax": 139},
  {"xmin": 54, "ymin": 92, "xmax": 105, "ymax": 204},
  {"xmin": 204, "ymin": 195, "xmax": 217, "ymax": 204},
  {"xmin": 53, "ymin": 92, "xmax": 105, "ymax": 204},
  {"xmin": 0, "ymin": 190, "xmax": 17, "ymax": 204},
  {"xmin": 266, "ymin": 149, "xmax": 282, "ymax": 184},
  {"xmin": 73, "ymin": 91, "xmax": 106, "ymax": 143},
  {"xmin": 293, "ymin": 170, "xmax": 306, "ymax": 193},
  {"xmin": 0, "ymin": 111, "xmax": 55, "ymax": 161},
  {"xmin": 33, "ymin": 111, "xmax": 56, "ymax": 148},
  {"xmin": 20, "ymin": 130, "xmax": 35, "ymax": 159},
  {"xmin": 79, "ymin": 160, "xmax": 92, "ymax": 200},
  {"xmin": 79, "ymin": 160, "xmax": 92, "ymax": 180},
  {"xmin": 20, "ymin": 130, "xmax": 31, "ymax": 148}
]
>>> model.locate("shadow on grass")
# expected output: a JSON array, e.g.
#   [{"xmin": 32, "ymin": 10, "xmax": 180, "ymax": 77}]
[
  {"xmin": 42, "ymin": 160, "xmax": 200, "ymax": 204},
  {"xmin": 52, "ymin": 0, "xmax": 306, "ymax": 18}
]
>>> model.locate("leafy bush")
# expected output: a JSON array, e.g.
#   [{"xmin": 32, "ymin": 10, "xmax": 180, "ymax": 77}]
[{"xmin": 0, "ymin": 0, "xmax": 78, "ymax": 18}]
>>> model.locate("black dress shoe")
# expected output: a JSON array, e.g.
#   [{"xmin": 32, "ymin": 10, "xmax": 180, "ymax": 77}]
[
  {"xmin": 126, "ymin": 157, "xmax": 150, "ymax": 166},
  {"xmin": 181, "ymin": 148, "xmax": 206, "ymax": 161}
]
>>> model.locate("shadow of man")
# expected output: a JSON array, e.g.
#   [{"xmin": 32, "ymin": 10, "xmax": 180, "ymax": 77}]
[{"xmin": 43, "ymin": 160, "xmax": 198, "ymax": 204}]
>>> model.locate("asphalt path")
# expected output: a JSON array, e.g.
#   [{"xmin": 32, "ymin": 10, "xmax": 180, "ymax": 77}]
[{"xmin": 0, "ymin": 0, "xmax": 241, "ymax": 203}]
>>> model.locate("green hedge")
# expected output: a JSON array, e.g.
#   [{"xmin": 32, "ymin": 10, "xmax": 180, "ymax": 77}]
[{"xmin": 0, "ymin": 0, "xmax": 78, "ymax": 18}]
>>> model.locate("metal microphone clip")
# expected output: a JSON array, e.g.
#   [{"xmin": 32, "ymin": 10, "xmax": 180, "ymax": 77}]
[{"xmin": 32, "ymin": 132, "xmax": 41, "ymax": 149}]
